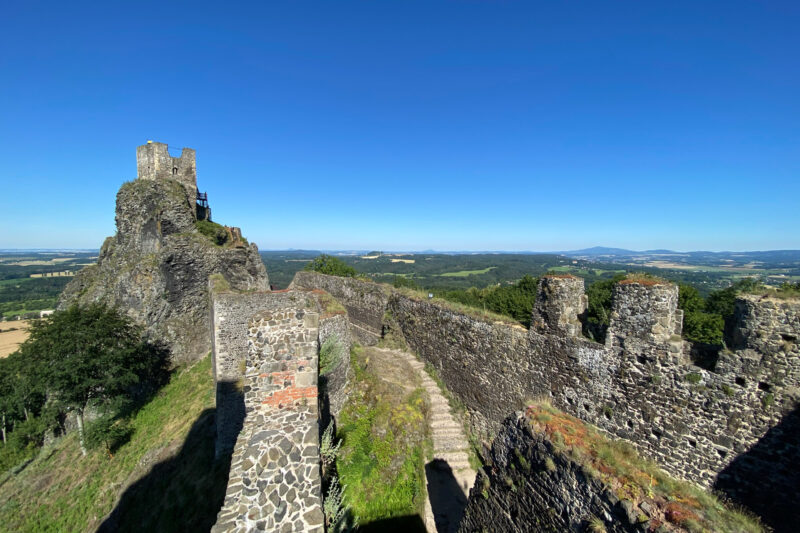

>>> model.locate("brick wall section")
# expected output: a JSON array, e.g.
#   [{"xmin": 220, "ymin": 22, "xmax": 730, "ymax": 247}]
[
  {"xmin": 289, "ymin": 272, "xmax": 800, "ymax": 525},
  {"xmin": 211, "ymin": 290, "xmax": 324, "ymax": 533}
]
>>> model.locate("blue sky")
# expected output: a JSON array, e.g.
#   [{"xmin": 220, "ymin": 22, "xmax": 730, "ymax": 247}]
[{"xmin": 1, "ymin": 1, "xmax": 797, "ymax": 251}]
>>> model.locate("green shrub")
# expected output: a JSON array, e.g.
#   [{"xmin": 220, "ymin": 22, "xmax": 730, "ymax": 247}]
[
  {"xmin": 320, "ymin": 337, "xmax": 346, "ymax": 375},
  {"xmin": 685, "ymin": 372, "xmax": 703, "ymax": 384},
  {"xmin": 195, "ymin": 220, "xmax": 229, "ymax": 246},
  {"xmin": 304, "ymin": 255, "xmax": 359, "ymax": 278}
]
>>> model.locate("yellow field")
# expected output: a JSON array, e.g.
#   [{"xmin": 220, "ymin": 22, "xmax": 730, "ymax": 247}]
[
  {"xmin": 390, "ymin": 259, "xmax": 415, "ymax": 264},
  {"xmin": 0, "ymin": 320, "xmax": 30, "ymax": 357}
]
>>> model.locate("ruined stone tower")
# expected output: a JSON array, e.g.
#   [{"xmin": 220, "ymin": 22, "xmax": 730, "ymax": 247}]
[{"xmin": 136, "ymin": 141, "xmax": 211, "ymax": 221}]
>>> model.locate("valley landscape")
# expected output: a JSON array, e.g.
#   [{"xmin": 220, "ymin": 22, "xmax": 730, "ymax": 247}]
[{"xmin": 2, "ymin": 2, "xmax": 799, "ymax": 532}]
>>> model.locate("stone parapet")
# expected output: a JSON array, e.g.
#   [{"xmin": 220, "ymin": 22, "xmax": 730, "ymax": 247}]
[
  {"xmin": 607, "ymin": 280, "xmax": 683, "ymax": 348},
  {"xmin": 530, "ymin": 275, "xmax": 587, "ymax": 337},
  {"xmin": 212, "ymin": 291, "xmax": 323, "ymax": 532}
]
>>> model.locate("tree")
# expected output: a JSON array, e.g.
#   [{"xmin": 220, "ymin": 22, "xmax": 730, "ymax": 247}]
[
  {"xmin": 18, "ymin": 304, "xmax": 158, "ymax": 456},
  {"xmin": 304, "ymin": 254, "xmax": 359, "ymax": 278}
]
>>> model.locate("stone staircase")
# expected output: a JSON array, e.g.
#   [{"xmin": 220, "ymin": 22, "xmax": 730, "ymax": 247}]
[{"xmin": 385, "ymin": 348, "xmax": 477, "ymax": 533}]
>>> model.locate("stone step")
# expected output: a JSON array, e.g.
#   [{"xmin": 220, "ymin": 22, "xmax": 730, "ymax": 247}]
[
  {"xmin": 432, "ymin": 425, "xmax": 465, "ymax": 435},
  {"xmin": 433, "ymin": 440, "xmax": 469, "ymax": 452},
  {"xmin": 433, "ymin": 450, "xmax": 471, "ymax": 463},
  {"xmin": 430, "ymin": 414, "xmax": 456, "ymax": 425},
  {"xmin": 431, "ymin": 419, "xmax": 463, "ymax": 431}
]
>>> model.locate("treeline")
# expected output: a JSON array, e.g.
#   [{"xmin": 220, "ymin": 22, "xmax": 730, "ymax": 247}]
[
  {"xmin": 0, "ymin": 304, "xmax": 168, "ymax": 470},
  {"xmin": 0, "ymin": 277, "xmax": 71, "ymax": 319},
  {"xmin": 305, "ymin": 255, "xmax": 800, "ymax": 349}
]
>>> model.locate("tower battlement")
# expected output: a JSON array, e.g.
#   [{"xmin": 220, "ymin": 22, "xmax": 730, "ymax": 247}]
[{"xmin": 136, "ymin": 141, "xmax": 197, "ymax": 199}]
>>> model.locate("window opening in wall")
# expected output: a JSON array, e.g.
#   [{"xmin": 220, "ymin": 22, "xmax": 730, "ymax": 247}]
[
  {"xmin": 735, "ymin": 377, "xmax": 746, "ymax": 387},
  {"xmin": 172, "ymin": 167, "xmax": 178, "ymax": 175},
  {"xmin": 758, "ymin": 382, "xmax": 772, "ymax": 392}
]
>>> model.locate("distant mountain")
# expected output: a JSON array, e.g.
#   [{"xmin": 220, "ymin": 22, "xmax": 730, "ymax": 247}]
[{"xmin": 561, "ymin": 246, "xmax": 638, "ymax": 256}]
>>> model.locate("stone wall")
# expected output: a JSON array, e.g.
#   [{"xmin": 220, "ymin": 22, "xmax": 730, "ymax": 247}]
[
  {"xmin": 318, "ymin": 312, "xmax": 352, "ymax": 423},
  {"xmin": 211, "ymin": 290, "xmax": 324, "ymax": 532},
  {"xmin": 291, "ymin": 271, "xmax": 389, "ymax": 345},
  {"xmin": 290, "ymin": 272, "xmax": 800, "ymax": 527},
  {"xmin": 531, "ymin": 275, "xmax": 586, "ymax": 337}
]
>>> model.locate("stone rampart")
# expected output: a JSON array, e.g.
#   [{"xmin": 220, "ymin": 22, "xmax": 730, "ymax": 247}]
[
  {"xmin": 291, "ymin": 271, "xmax": 389, "ymax": 344},
  {"xmin": 211, "ymin": 289, "xmax": 324, "ymax": 532},
  {"xmin": 531, "ymin": 274, "xmax": 587, "ymax": 337},
  {"xmin": 290, "ymin": 272, "xmax": 800, "ymax": 526}
]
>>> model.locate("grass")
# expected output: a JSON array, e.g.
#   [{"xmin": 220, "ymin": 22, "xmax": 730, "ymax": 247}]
[
  {"xmin": 392, "ymin": 286, "xmax": 523, "ymax": 326},
  {"xmin": 619, "ymin": 272, "xmax": 671, "ymax": 286},
  {"xmin": 0, "ymin": 355, "xmax": 220, "ymax": 533},
  {"xmin": 524, "ymin": 402, "xmax": 763, "ymax": 533},
  {"xmin": 439, "ymin": 267, "xmax": 496, "ymax": 277},
  {"xmin": 320, "ymin": 336, "xmax": 346, "ymax": 375},
  {"xmin": 336, "ymin": 346, "xmax": 429, "ymax": 526}
]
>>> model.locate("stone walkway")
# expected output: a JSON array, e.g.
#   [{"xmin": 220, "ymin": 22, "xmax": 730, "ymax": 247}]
[{"xmin": 381, "ymin": 348, "xmax": 477, "ymax": 533}]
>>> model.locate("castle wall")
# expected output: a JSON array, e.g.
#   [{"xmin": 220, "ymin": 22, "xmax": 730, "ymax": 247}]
[
  {"xmin": 531, "ymin": 275, "xmax": 587, "ymax": 337},
  {"xmin": 136, "ymin": 142, "xmax": 198, "ymax": 210},
  {"xmin": 290, "ymin": 272, "xmax": 800, "ymax": 524},
  {"xmin": 211, "ymin": 290, "xmax": 324, "ymax": 532},
  {"xmin": 291, "ymin": 271, "xmax": 389, "ymax": 344}
]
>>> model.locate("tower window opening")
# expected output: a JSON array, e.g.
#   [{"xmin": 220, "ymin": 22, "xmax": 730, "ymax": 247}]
[{"xmin": 172, "ymin": 167, "xmax": 178, "ymax": 175}]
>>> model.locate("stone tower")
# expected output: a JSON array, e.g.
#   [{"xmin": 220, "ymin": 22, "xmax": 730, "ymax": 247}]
[
  {"xmin": 530, "ymin": 275, "xmax": 587, "ymax": 337},
  {"xmin": 136, "ymin": 141, "xmax": 198, "ymax": 208}
]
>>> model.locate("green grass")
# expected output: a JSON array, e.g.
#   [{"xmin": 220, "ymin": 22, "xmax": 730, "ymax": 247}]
[
  {"xmin": 0, "ymin": 355, "xmax": 220, "ymax": 533},
  {"xmin": 439, "ymin": 267, "xmax": 496, "ymax": 277},
  {"xmin": 336, "ymin": 346, "xmax": 428, "ymax": 525},
  {"xmin": 392, "ymin": 286, "xmax": 522, "ymax": 326}
]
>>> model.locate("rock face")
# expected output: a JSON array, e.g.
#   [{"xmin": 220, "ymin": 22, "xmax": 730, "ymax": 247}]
[
  {"xmin": 59, "ymin": 143, "xmax": 269, "ymax": 364},
  {"xmin": 459, "ymin": 414, "xmax": 638, "ymax": 533}
]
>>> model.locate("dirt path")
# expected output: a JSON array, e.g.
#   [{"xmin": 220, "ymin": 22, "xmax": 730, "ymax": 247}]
[{"xmin": 373, "ymin": 348, "xmax": 477, "ymax": 533}]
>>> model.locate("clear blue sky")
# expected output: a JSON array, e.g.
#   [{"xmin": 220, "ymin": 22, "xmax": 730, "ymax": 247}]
[{"xmin": 1, "ymin": 1, "xmax": 797, "ymax": 251}]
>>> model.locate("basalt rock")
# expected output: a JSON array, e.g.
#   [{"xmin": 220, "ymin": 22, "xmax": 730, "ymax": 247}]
[{"xmin": 59, "ymin": 143, "xmax": 269, "ymax": 364}]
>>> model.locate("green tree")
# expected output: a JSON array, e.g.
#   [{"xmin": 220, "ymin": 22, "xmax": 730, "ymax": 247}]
[
  {"xmin": 304, "ymin": 254, "xmax": 359, "ymax": 278},
  {"xmin": 18, "ymin": 304, "xmax": 157, "ymax": 456},
  {"xmin": 584, "ymin": 274, "xmax": 625, "ymax": 342}
]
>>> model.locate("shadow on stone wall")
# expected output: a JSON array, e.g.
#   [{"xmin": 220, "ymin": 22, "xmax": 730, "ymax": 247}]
[
  {"xmin": 98, "ymin": 408, "xmax": 232, "ymax": 533},
  {"xmin": 714, "ymin": 405, "xmax": 800, "ymax": 533},
  {"xmin": 359, "ymin": 515, "xmax": 426, "ymax": 533}
]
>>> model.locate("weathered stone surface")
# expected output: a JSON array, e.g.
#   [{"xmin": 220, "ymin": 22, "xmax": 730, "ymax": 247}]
[
  {"xmin": 458, "ymin": 414, "xmax": 640, "ymax": 533},
  {"xmin": 291, "ymin": 271, "xmax": 388, "ymax": 344},
  {"xmin": 531, "ymin": 275, "xmax": 587, "ymax": 337},
  {"xmin": 212, "ymin": 290, "xmax": 323, "ymax": 532}
]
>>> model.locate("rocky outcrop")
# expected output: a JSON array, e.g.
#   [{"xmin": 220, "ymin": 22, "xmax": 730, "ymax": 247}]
[
  {"xmin": 59, "ymin": 146, "xmax": 269, "ymax": 364},
  {"xmin": 459, "ymin": 409, "xmax": 764, "ymax": 533}
]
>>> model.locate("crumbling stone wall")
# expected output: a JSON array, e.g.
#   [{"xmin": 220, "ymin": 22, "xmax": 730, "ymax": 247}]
[
  {"xmin": 212, "ymin": 290, "xmax": 323, "ymax": 532},
  {"xmin": 291, "ymin": 271, "xmax": 389, "ymax": 344},
  {"xmin": 136, "ymin": 141, "xmax": 198, "ymax": 207},
  {"xmin": 531, "ymin": 275, "xmax": 586, "ymax": 337},
  {"xmin": 607, "ymin": 281, "xmax": 683, "ymax": 348},
  {"xmin": 290, "ymin": 271, "xmax": 800, "ymax": 525}
]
